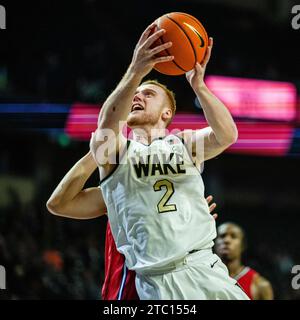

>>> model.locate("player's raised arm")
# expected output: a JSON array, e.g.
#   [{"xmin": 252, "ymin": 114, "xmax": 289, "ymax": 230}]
[
  {"xmin": 182, "ymin": 37, "xmax": 238, "ymax": 162},
  {"xmin": 90, "ymin": 23, "xmax": 174, "ymax": 165},
  {"xmin": 46, "ymin": 151, "xmax": 106, "ymax": 219}
]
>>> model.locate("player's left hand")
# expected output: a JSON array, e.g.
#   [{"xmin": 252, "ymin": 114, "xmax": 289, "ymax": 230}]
[
  {"xmin": 185, "ymin": 37, "xmax": 213, "ymax": 89},
  {"xmin": 206, "ymin": 194, "xmax": 218, "ymax": 220}
]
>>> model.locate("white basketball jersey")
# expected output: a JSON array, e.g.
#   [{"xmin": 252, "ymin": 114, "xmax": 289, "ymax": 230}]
[{"xmin": 100, "ymin": 134, "xmax": 216, "ymax": 274}]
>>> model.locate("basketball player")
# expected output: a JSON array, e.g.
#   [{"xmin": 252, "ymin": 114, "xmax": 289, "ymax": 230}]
[
  {"xmin": 47, "ymin": 152, "xmax": 218, "ymax": 300},
  {"xmin": 215, "ymin": 222, "xmax": 274, "ymax": 300},
  {"xmin": 89, "ymin": 22, "xmax": 249, "ymax": 300}
]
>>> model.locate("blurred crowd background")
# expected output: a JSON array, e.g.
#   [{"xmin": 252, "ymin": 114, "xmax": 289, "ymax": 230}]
[{"xmin": 1, "ymin": 0, "xmax": 300, "ymax": 299}]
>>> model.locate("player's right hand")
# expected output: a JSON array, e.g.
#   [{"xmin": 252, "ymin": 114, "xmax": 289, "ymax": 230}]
[{"xmin": 129, "ymin": 23, "xmax": 174, "ymax": 78}]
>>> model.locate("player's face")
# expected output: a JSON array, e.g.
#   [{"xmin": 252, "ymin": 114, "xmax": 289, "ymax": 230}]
[
  {"xmin": 215, "ymin": 224, "xmax": 243, "ymax": 261},
  {"xmin": 127, "ymin": 84, "xmax": 171, "ymax": 129}
]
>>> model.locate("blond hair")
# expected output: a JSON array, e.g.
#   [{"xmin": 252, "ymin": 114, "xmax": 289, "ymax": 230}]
[{"xmin": 141, "ymin": 79, "xmax": 176, "ymax": 127}]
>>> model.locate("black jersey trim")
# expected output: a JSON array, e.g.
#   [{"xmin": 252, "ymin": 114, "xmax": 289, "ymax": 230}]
[{"xmin": 175, "ymin": 134, "xmax": 203, "ymax": 176}]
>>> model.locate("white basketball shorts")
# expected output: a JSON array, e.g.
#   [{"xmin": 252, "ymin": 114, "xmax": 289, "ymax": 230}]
[{"xmin": 135, "ymin": 249, "xmax": 250, "ymax": 300}]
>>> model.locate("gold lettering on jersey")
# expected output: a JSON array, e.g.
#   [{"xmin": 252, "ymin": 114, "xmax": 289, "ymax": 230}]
[{"xmin": 130, "ymin": 152, "xmax": 186, "ymax": 178}]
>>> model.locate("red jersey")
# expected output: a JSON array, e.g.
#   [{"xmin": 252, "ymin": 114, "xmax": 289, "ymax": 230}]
[
  {"xmin": 101, "ymin": 222, "xmax": 139, "ymax": 300},
  {"xmin": 235, "ymin": 267, "xmax": 258, "ymax": 300}
]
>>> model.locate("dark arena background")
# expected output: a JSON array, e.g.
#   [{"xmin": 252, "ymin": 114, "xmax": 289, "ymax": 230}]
[{"xmin": 0, "ymin": 0, "xmax": 300, "ymax": 300}]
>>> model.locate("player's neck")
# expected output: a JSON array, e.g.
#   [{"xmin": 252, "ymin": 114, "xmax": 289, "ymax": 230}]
[
  {"xmin": 227, "ymin": 259, "xmax": 245, "ymax": 278},
  {"xmin": 132, "ymin": 127, "xmax": 167, "ymax": 145}
]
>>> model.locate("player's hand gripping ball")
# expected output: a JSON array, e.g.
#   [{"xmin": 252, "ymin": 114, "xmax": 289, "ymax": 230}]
[{"xmin": 151, "ymin": 12, "xmax": 209, "ymax": 76}]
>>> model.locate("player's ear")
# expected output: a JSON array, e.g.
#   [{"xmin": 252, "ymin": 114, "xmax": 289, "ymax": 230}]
[{"xmin": 161, "ymin": 108, "xmax": 172, "ymax": 122}]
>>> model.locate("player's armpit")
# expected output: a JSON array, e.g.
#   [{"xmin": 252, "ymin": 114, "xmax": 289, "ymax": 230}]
[
  {"xmin": 176, "ymin": 127, "xmax": 229, "ymax": 162},
  {"xmin": 48, "ymin": 187, "xmax": 107, "ymax": 220}
]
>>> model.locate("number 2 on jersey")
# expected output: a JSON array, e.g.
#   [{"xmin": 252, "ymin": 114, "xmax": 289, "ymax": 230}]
[{"xmin": 153, "ymin": 179, "xmax": 177, "ymax": 213}]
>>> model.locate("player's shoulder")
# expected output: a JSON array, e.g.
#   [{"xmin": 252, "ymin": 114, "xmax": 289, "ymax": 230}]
[
  {"xmin": 253, "ymin": 273, "xmax": 271, "ymax": 288},
  {"xmin": 173, "ymin": 131, "xmax": 194, "ymax": 148},
  {"xmin": 252, "ymin": 270, "xmax": 274, "ymax": 299},
  {"xmin": 175, "ymin": 130, "xmax": 193, "ymax": 140},
  {"xmin": 246, "ymin": 266, "xmax": 259, "ymax": 276},
  {"xmin": 243, "ymin": 266, "xmax": 266, "ymax": 284},
  {"xmin": 175, "ymin": 127, "xmax": 212, "ymax": 141}
]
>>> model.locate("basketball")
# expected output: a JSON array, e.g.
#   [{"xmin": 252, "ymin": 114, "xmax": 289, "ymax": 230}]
[{"xmin": 151, "ymin": 12, "xmax": 209, "ymax": 76}]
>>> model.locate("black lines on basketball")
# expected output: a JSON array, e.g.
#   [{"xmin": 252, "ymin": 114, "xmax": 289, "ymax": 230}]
[
  {"xmin": 178, "ymin": 12, "xmax": 209, "ymax": 45},
  {"xmin": 176, "ymin": 13, "xmax": 206, "ymax": 33},
  {"xmin": 153, "ymin": 12, "xmax": 208, "ymax": 75},
  {"xmin": 155, "ymin": 33, "xmax": 169, "ymax": 58},
  {"xmin": 160, "ymin": 34, "xmax": 187, "ymax": 73},
  {"xmin": 155, "ymin": 25, "xmax": 186, "ymax": 74},
  {"xmin": 166, "ymin": 14, "xmax": 197, "ymax": 66}
]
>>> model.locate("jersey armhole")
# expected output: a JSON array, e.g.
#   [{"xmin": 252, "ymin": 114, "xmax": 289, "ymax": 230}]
[{"xmin": 175, "ymin": 134, "xmax": 204, "ymax": 175}]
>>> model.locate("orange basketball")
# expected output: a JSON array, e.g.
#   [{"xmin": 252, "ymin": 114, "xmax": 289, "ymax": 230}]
[{"xmin": 151, "ymin": 12, "xmax": 209, "ymax": 76}]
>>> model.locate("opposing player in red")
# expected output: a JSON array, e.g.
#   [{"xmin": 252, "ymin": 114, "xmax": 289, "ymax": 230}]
[
  {"xmin": 47, "ymin": 151, "xmax": 218, "ymax": 300},
  {"xmin": 215, "ymin": 222, "xmax": 273, "ymax": 300}
]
